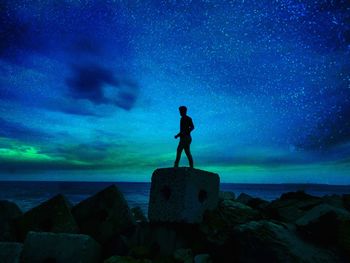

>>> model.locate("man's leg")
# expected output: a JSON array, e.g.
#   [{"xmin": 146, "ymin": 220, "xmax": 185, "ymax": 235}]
[
  {"xmin": 174, "ymin": 141, "xmax": 184, "ymax": 167},
  {"xmin": 184, "ymin": 143, "xmax": 194, "ymax": 168}
]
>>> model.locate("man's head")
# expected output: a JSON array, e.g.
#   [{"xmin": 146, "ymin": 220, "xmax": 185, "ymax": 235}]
[{"xmin": 179, "ymin": 106, "xmax": 187, "ymax": 117}]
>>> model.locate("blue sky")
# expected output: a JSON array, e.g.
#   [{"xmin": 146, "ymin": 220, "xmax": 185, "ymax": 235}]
[{"xmin": 0, "ymin": 0, "xmax": 349, "ymax": 183}]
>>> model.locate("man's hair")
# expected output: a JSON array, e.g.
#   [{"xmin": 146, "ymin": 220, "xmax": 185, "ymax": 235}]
[{"xmin": 179, "ymin": 106, "xmax": 187, "ymax": 113}]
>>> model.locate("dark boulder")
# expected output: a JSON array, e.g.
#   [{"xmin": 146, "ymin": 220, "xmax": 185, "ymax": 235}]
[
  {"xmin": 279, "ymin": 190, "xmax": 315, "ymax": 200},
  {"xmin": 218, "ymin": 191, "xmax": 235, "ymax": 201},
  {"xmin": 102, "ymin": 234, "xmax": 130, "ymax": 260},
  {"xmin": 0, "ymin": 200, "xmax": 22, "ymax": 241},
  {"xmin": 0, "ymin": 242, "xmax": 23, "ymax": 263},
  {"xmin": 21, "ymin": 231, "xmax": 101, "ymax": 263},
  {"xmin": 265, "ymin": 191, "xmax": 322, "ymax": 223},
  {"xmin": 131, "ymin": 206, "xmax": 148, "ymax": 223},
  {"xmin": 322, "ymin": 195, "xmax": 344, "ymax": 209},
  {"xmin": 173, "ymin": 248, "xmax": 193, "ymax": 263},
  {"xmin": 104, "ymin": 256, "xmax": 152, "ymax": 263},
  {"xmin": 200, "ymin": 199, "xmax": 260, "ymax": 245},
  {"xmin": 124, "ymin": 224, "xmax": 159, "ymax": 259},
  {"xmin": 236, "ymin": 193, "xmax": 269, "ymax": 210},
  {"xmin": 129, "ymin": 244, "xmax": 154, "ymax": 260},
  {"xmin": 296, "ymin": 203, "xmax": 350, "ymax": 255},
  {"xmin": 126, "ymin": 222, "xmax": 207, "ymax": 258},
  {"xmin": 194, "ymin": 254, "xmax": 211, "ymax": 263},
  {"xmin": 236, "ymin": 193, "xmax": 253, "ymax": 204},
  {"xmin": 230, "ymin": 220, "xmax": 343, "ymax": 263},
  {"xmin": 15, "ymin": 194, "xmax": 78, "ymax": 241},
  {"xmin": 342, "ymin": 194, "xmax": 350, "ymax": 211},
  {"xmin": 72, "ymin": 185, "xmax": 136, "ymax": 244}
]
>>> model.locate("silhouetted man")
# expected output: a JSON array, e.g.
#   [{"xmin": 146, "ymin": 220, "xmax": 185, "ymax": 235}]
[{"xmin": 174, "ymin": 106, "xmax": 194, "ymax": 168}]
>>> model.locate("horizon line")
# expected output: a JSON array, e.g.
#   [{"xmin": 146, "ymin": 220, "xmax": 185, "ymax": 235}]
[{"xmin": 0, "ymin": 179, "xmax": 350, "ymax": 187}]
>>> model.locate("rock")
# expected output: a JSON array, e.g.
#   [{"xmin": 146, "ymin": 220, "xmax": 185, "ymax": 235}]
[
  {"xmin": 200, "ymin": 200, "xmax": 259, "ymax": 245},
  {"xmin": 126, "ymin": 223, "xmax": 207, "ymax": 257},
  {"xmin": 129, "ymin": 245, "xmax": 153, "ymax": 259},
  {"xmin": 194, "ymin": 254, "xmax": 211, "ymax": 263},
  {"xmin": 236, "ymin": 193, "xmax": 269, "ymax": 210},
  {"xmin": 173, "ymin": 248, "xmax": 193, "ymax": 263},
  {"xmin": 153, "ymin": 257, "xmax": 177, "ymax": 263},
  {"xmin": 15, "ymin": 194, "xmax": 78, "ymax": 241},
  {"xmin": 131, "ymin": 206, "xmax": 148, "ymax": 223},
  {"xmin": 102, "ymin": 234, "xmax": 130, "ymax": 259},
  {"xmin": 124, "ymin": 224, "xmax": 153, "ymax": 250},
  {"xmin": 265, "ymin": 190, "xmax": 322, "ymax": 223},
  {"xmin": 322, "ymin": 195, "xmax": 344, "ymax": 209},
  {"xmin": 104, "ymin": 256, "xmax": 152, "ymax": 263},
  {"xmin": 343, "ymin": 194, "xmax": 350, "ymax": 211},
  {"xmin": 0, "ymin": 200, "xmax": 22, "ymax": 241},
  {"xmin": 72, "ymin": 185, "xmax": 135, "ymax": 244},
  {"xmin": 296, "ymin": 203, "xmax": 350, "ymax": 227},
  {"xmin": 236, "ymin": 193, "xmax": 254, "ymax": 204},
  {"xmin": 296, "ymin": 203, "xmax": 350, "ymax": 254},
  {"xmin": 220, "ymin": 200, "xmax": 260, "ymax": 224},
  {"xmin": 280, "ymin": 190, "xmax": 314, "ymax": 200},
  {"xmin": 124, "ymin": 224, "xmax": 161, "ymax": 258},
  {"xmin": 230, "ymin": 220, "xmax": 343, "ymax": 263},
  {"xmin": 147, "ymin": 224, "xmax": 177, "ymax": 256},
  {"xmin": 0, "ymin": 242, "xmax": 23, "ymax": 263},
  {"xmin": 218, "ymin": 191, "xmax": 235, "ymax": 201},
  {"xmin": 21, "ymin": 231, "xmax": 101, "ymax": 263},
  {"xmin": 148, "ymin": 168, "xmax": 219, "ymax": 223}
]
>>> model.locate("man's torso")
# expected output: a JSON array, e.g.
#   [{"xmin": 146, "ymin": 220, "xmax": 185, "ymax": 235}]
[{"xmin": 180, "ymin": 116, "xmax": 192, "ymax": 137}]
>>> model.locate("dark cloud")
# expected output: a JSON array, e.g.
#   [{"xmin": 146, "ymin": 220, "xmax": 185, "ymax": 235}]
[
  {"xmin": 0, "ymin": 0, "xmax": 134, "ymax": 62},
  {"xmin": 0, "ymin": 117, "xmax": 52, "ymax": 142},
  {"xmin": 66, "ymin": 64, "xmax": 139, "ymax": 110},
  {"xmin": 0, "ymin": 0, "xmax": 50, "ymax": 63},
  {"xmin": 69, "ymin": 38, "xmax": 102, "ymax": 55},
  {"xmin": 0, "ymin": 1, "xmax": 28, "ymax": 58},
  {"xmin": 116, "ymin": 91, "xmax": 139, "ymax": 110},
  {"xmin": 66, "ymin": 64, "xmax": 116, "ymax": 103},
  {"xmin": 1, "ymin": 1, "xmax": 139, "ymax": 112}
]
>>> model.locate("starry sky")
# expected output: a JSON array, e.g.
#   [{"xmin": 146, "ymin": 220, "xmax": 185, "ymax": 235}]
[{"xmin": 0, "ymin": 0, "xmax": 349, "ymax": 183}]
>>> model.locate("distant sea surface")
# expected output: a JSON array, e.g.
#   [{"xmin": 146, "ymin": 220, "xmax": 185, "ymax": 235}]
[{"xmin": 1, "ymin": 181, "xmax": 350, "ymax": 214}]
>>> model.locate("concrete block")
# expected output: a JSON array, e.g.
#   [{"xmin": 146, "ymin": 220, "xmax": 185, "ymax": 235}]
[
  {"xmin": 72, "ymin": 185, "xmax": 135, "ymax": 244},
  {"xmin": 15, "ymin": 194, "xmax": 79, "ymax": 241},
  {"xmin": 0, "ymin": 242, "xmax": 23, "ymax": 263},
  {"xmin": 21, "ymin": 231, "xmax": 101, "ymax": 263},
  {"xmin": 148, "ymin": 168, "xmax": 219, "ymax": 223},
  {"xmin": 0, "ymin": 200, "xmax": 22, "ymax": 242}
]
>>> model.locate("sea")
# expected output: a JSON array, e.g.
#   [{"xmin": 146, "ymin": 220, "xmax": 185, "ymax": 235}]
[{"xmin": 1, "ymin": 181, "xmax": 350, "ymax": 214}]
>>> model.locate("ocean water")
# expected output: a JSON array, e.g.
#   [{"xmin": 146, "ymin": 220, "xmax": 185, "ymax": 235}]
[{"xmin": 0, "ymin": 181, "xmax": 350, "ymax": 214}]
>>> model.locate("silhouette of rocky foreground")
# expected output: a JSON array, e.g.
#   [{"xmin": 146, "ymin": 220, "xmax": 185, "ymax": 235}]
[{"xmin": 1, "ymin": 168, "xmax": 350, "ymax": 262}]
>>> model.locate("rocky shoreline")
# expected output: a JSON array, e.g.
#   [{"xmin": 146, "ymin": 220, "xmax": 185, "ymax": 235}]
[{"xmin": 1, "ymin": 176, "xmax": 350, "ymax": 262}]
